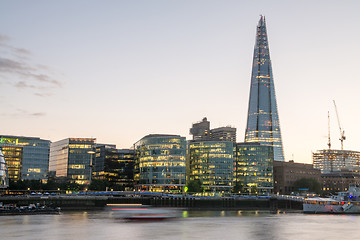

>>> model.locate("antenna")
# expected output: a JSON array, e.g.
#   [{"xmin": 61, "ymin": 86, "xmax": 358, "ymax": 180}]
[{"xmin": 333, "ymin": 100, "xmax": 346, "ymax": 150}]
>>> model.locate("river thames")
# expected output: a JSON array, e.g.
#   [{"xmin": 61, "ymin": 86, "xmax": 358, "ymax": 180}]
[{"xmin": 1, "ymin": 210, "xmax": 359, "ymax": 240}]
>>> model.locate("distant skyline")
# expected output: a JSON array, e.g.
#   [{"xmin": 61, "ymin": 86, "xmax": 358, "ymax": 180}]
[{"xmin": 1, "ymin": 1, "xmax": 360, "ymax": 164}]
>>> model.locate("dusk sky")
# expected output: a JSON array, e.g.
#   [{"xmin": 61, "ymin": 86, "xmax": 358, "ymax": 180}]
[{"xmin": 1, "ymin": 1, "xmax": 360, "ymax": 164}]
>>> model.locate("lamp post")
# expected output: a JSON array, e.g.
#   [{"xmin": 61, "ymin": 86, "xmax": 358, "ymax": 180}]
[{"xmin": 87, "ymin": 150, "xmax": 95, "ymax": 186}]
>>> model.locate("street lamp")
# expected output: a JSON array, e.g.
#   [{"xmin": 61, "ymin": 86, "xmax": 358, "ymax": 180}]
[{"xmin": 87, "ymin": 150, "xmax": 96, "ymax": 185}]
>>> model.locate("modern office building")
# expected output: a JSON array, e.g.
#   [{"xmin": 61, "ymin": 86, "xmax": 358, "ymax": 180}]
[
  {"xmin": 190, "ymin": 118, "xmax": 236, "ymax": 142},
  {"xmin": 134, "ymin": 134, "xmax": 186, "ymax": 192},
  {"xmin": 313, "ymin": 149, "xmax": 360, "ymax": 174},
  {"xmin": 235, "ymin": 142, "xmax": 274, "ymax": 194},
  {"xmin": 273, "ymin": 160, "xmax": 321, "ymax": 194},
  {"xmin": 190, "ymin": 117, "xmax": 210, "ymax": 141},
  {"xmin": 244, "ymin": 16, "xmax": 285, "ymax": 162},
  {"xmin": 0, "ymin": 150, "xmax": 9, "ymax": 188},
  {"xmin": 188, "ymin": 141, "xmax": 234, "ymax": 193},
  {"xmin": 0, "ymin": 135, "xmax": 50, "ymax": 181},
  {"xmin": 49, "ymin": 138, "xmax": 95, "ymax": 185},
  {"xmin": 93, "ymin": 144, "xmax": 135, "ymax": 191},
  {"xmin": 210, "ymin": 127, "xmax": 236, "ymax": 142}
]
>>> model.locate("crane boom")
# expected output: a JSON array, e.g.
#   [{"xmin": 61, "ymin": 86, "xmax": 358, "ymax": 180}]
[{"xmin": 333, "ymin": 100, "xmax": 346, "ymax": 150}]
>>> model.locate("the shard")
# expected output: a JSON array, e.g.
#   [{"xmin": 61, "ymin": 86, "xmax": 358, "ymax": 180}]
[{"xmin": 245, "ymin": 16, "xmax": 285, "ymax": 161}]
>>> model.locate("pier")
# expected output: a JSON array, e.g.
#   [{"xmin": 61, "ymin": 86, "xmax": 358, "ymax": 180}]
[{"xmin": 0, "ymin": 193, "xmax": 304, "ymax": 211}]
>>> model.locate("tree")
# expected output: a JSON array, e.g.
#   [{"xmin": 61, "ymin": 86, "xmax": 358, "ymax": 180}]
[
  {"xmin": 293, "ymin": 178, "xmax": 321, "ymax": 194},
  {"xmin": 186, "ymin": 180, "xmax": 203, "ymax": 193},
  {"xmin": 232, "ymin": 183, "xmax": 244, "ymax": 194}
]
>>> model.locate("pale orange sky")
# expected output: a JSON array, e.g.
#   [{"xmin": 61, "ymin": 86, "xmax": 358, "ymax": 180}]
[{"xmin": 1, "ymin": 1, "xmax": 360, "ymax": 164}]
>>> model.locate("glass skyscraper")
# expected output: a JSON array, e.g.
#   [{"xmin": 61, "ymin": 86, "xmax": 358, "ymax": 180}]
[
  {"xmin": 0, "ymin": 135, "xmax": 50, "ymax": 181},
  {"xmin": 245, "ymin": 16, "xmax": 285, "ymax": 161},
  {"xmin": 134, "ymin": 134, "xmax": 186, "ymax": 192}
]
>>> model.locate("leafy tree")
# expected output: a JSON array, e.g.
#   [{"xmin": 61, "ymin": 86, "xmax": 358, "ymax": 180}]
[
  {"xmin": 232, "ymin": 183, "xmax": 244, "ymax": 194},
  {"xmin": 89, "ymin": 179, "xmax": 107, "ymax": 191},
  {"xmin": 186, "ymin": 180, "xmax": 203, "ymax": 193},
  {"xmin": 293, "ymin": 178, "xmax": 321, "ymax": 194}
]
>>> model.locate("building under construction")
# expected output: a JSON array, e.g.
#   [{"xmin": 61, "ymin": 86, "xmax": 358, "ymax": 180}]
[{"xmin": 313, "ymin": 149, "xmax": 360, "ymax": 174}]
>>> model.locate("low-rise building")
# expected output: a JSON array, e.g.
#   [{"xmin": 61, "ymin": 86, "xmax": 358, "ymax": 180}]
[
  {"xmin": 321, "ymin": 170, "xmax": 360, "ymax": 194},
  {"xmin": 313, "ymin": 149, "xmax": 360, "ymax": 174},
  {"xmin": 273, "ymin": 160, "xmax": 321, "ymax": 194}
]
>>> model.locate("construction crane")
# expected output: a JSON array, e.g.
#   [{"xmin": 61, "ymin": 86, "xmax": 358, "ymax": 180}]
[
  {"xmin": 327, "ymin": 111, "xmax": 331, "ymax": 150},
  {"xmin": 333, "ymin": 100, "xmax": 346, "ymax": 150}
]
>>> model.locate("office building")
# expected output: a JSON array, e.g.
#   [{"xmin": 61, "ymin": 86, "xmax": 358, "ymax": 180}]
[
  {"xmin": 188, "ymin": 141, "xmax": 234, "ymax": 193},
  {"xmin": 190, "ymin": 117, "xmax": 210, "ymax": 141},
  {"xmin": 210, "ymin": 127, "xmax": 236, "ymax": 142},
  {"xmin": 93, "ymin": 144, "xmax": 134, "ymax": 191},
  {"xmin": 235, "ymin": 142, "xmax": 274, "ymax": 194},
  {"xmin": 273, "ymin": 160, "xmax": 321, "ymax": 194},
  {"xmin": 49, "ymin": 138, "xmax": 95, "ymax": 185},
  {"xmin": 313, "ymin": 149, "xmax": 360, "ymax": 174},
  {"xmin": 321, "ymin": 170, "xmax": 360, "ymax": 193},
  {"xmin": 0, "ymin": 135, "xmax": 50, "ymax": 181},
  {"xmin": 0, "ymin": 150, "xmax": 9, "ymax": 188},
  {"xmin": 244, "ymin": 16, "xmax": 285, "ymax": 161},
  {"xmin": 134, "ymin": 134, "xmax": 186, "ymax": 192}
]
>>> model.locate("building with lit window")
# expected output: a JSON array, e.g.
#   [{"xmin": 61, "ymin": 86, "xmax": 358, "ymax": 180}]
[
  {"xmin": 313, "ymin": 149, "xmax": 360, "ymax": 174},
  {"xmin": 210, "ymin": 127, "xmax": 236, "ymax": 142},
  {"xmin": 321, "ymin": 170, "xmax": 360, "ymax": 194},
  {"xmin": 188, "ymin": 141, "xmax": 234, "ymax": 193},
  {"xmin": 0, "ymin": 135, "xmax": 50, "ymax": 181},
  {"xmin": 235, "ymin": 142, "xmax": 274, "ymax": 194},
  {"xmin": 49, "ymin": 138, "xmax": 95, "ymax": 185},
  {"xmin": 244, "ymin": 16, "xmax": 285, "ymax": 161},
  {"xmin": 0, "ymin": 150, "xmax": 9, "ymax": 188},
  {"xmin": 273, "ymin": 160, "xmax": 321, "ymax": 194},
  {"xmin": 134, "ymin": 134, "xmax": 186, "ymax": 192},
  {"xmin": 93, "ymin": 144, "xmax": 134, "ymax": 190},
  {"xmin": 190, "ymin": 118, "xmax": 210, "ymax": 141}
]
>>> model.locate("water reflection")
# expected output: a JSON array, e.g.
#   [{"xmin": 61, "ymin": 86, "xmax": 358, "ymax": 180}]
[{"xmin": 1, "ymin": 210, "xmax": 360, "ymax": 240}]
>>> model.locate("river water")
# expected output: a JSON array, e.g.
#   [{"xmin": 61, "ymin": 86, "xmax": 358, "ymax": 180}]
[{"xmin": 1, "ymin": 210, "xmax": 359, "ymax": 240}]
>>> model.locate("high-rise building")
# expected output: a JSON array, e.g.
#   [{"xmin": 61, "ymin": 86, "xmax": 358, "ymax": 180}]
[
  {"xmin": 93, "ymin": 144, "xmax": 135, "ymax": 191},
  {"xmin": 190, "ymin": 117, "xmax": 210, "ymax": 141},
  {"xmin": 235, "ymin": 142, "xmax": 274, "ymax": 194},
  {"xmin": 244, "ymin": 16, "xmax": 285, "ymax": 161},
  {"xmin": 134, "ymin": 134, "xmax": 186, "ymax": 192},
  {"xmin": 313, "ymin": 149, "xmax": 360, "ymax": 174},
  {"xmin": 188, "ymin": 141, "xmax": 234, "ymax": 193},
  {"xmin": 0, "ymin": 135, "xmax": 50, "ymax": 181},
  {"xmin": 210, "ymin": 127, "xmax": 236, "ymax": 142},
  {"xmin": 49, "ymin": 138, "xmax": 95, "ymax": 185}
]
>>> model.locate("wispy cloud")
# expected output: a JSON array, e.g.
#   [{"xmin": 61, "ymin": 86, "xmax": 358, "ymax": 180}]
[
  {"xmin": 0, "ymin": 34, "xmax": 62, "ymax": 95},
  {"xmin": 0, "ymin": 109, "xmax": 47, "ymax": 118}
]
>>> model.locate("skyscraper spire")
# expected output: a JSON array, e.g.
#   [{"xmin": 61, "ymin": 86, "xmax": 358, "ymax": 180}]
[{"xmin": 244, "ymin": 16, "xmax": 285, "ymax": 161}]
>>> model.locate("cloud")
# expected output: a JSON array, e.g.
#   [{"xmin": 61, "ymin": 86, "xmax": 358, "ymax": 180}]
[
  {"xmin": 0, "ymin": 109, "xmax": 47, "ymax": 118},
  {"xmin": 0, "ymin": 34, "xmax": 62, "ymax": 96}
]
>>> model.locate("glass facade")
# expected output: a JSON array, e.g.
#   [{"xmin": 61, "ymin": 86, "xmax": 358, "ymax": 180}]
[
  {"xmin": 188, "ymin": 141, "xmax": 234, "ymax": 192},
  {"xmin": 235, "ymin": 143, "xmax": 274, "ymax": 194},
  {"xmin": 313, "ymin": 149, "xmax": 360, "ymax": 174},
  {"xmin": 93, "ymin": 145, "xmax": 134, "ymax": 190},
  {"xmin": 0, "ymin": 149, "xmax": 9, "ymax": 188},
  {"xmin": 245, "ymin": 16, "xmax": 285, "ymax": 161},
  {"xmin": 0, "ymin": 135, "xmax": 50, "ymax": 180},
  {"xmin": 134, "ymin": 134, "xmax": 186, "ymax": 192},
  {"xmin": 49, "ymin": 138, "xmax": 95, "ymax": 185}
]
